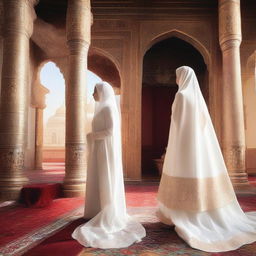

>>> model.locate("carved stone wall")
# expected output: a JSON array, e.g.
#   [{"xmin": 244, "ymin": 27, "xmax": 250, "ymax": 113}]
[{"xmin": 24, "ymin": 0, "xmax": 256, "ymax": 180}]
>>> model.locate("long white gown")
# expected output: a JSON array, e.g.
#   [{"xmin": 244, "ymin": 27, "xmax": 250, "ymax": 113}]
[
  {"xmin": 157, "ymin": 66, "xmax": 256, "ymax": 252},
  {"xmin": 72, "ymin": 82, "xmax": 146, "ymax": 249}
]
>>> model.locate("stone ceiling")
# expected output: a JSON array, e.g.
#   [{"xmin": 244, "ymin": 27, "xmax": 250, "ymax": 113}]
[
  {"xmin": 35, "ymin": 0, "xmax": 219, "ymax": 24},
  {"xmin": 35, "ymin": 0, "xmax": 255, "ymax": 25}
]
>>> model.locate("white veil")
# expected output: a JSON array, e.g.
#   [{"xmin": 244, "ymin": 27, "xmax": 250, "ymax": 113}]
[{"xmin": 157, "ymin": 66, "xmax": 256, "ymax": 252}]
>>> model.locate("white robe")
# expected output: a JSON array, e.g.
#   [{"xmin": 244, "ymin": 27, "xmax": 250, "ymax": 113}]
[
  {"xmin": 72, "ymin": 82, "xmax": 146, "ymax": 249},
  {"xmin": 157, "ymin": 66, "xmax": 256, "ymax": 252}
]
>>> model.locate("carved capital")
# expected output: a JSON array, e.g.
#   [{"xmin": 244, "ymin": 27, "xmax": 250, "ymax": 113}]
[
  {"xmin": 219, "ymin": 0, "xmax": 241, "ymax": 48},
  {"xmin": 3, "ymin": 0, "xmax": 38, "ymax": 38},
  {"xmin": 67, "ymin": 40, "xmax": 90, "ymax": 55},
  {"xmin": 31, "ymin": 84, "xmax": 49, "ymax": 109},
  {"xmin": 220, "ymin": 39, "xmax": 240, "ymax": 52},
  {"xmin": 66, "ymin": 0, "xmax": 91, "ymax": 43}
]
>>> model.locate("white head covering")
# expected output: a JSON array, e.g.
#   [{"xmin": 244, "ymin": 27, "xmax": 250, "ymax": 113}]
[
  {"xmin": 94, "ymin": 81, "xmax": 122, "ymax": 162},
  {"xmin": 162, "ymin": 65, "xmax": 224, "ymax": 178},
  {"xmin": 176, "ymin": 66, "xmax": 208, "ymax": 118},
  {"xmin": 95, "ymin": 82, "xmax": 119, "ymax": 112}
]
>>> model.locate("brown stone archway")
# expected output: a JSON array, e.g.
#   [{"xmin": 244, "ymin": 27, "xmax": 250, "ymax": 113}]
[
  {"xmin": 141, "ymin": 36, "xmax": 208, "ymax": 180},
  {"xmin": 88, "ymin": 48, "xmax": 121, "ymax": 89}
]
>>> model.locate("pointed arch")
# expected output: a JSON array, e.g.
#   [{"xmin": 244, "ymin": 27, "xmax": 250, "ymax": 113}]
[
  {"xmin": 145, "ymin": 29, "xmax": 210, "ymax": 68},
  {"xmin": 88, "ymin": 47, "xmax": 121, "ymax": 88}
]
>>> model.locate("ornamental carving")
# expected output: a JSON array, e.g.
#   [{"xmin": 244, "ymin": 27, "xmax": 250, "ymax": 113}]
[
  {"xmin": 223, "ymin": 146, "xmax": 245, "ymax": 171},
  {"xmin": 219, "ymin": 0, "xmax": 241, "ymax": 44},
  {"xmin": 66, "ymin": 0, "xmax": 91, "ymax": 42},
  {"xmin": 66, "ymin": 144, "xmax": 86, "ymax": 165},
  {"xmin": 0, "ymin": 148, "xmax": 24, "ymax": 170},
  {"xmin": 93, "ymin": 20, "xmax": 128, "ymax": 30},
  {"xmin": 3, "ymin": 0, "xmax": 36, "ymax": 38},
  {"xmin": 1, "ymin": 79, "xmax": 18, "ymax": 96}
]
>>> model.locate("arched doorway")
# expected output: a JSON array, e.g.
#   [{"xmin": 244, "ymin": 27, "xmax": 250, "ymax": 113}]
[
  {"xmin": 88, "ymin": 49, "xmax": 121, "ymax": 89},
  {"xmin": 244, "ymin": 53, "xmax": 256, "ymax": 175},
  {"xmin": 141, "ymin": 37, "xmax": 208, "ymax": 180},
  {"xmin": 41, "ymin": 62, "xmax": 65, "ymax": 165}
]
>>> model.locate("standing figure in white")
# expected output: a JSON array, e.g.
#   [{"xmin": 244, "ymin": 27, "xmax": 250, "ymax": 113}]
[
  {"xmin": 157, "ymin": 66, "xmax": 256, "ymax": 252},
  {"xmin": 72, "ymin": 81, "xmax": 146, "ymax": 249}
]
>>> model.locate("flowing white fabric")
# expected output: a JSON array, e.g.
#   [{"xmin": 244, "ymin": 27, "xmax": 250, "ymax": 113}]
[
  {"xmin": 157, "ymin": 66, "xmax": 256, "ymax": 252},
  {"xmin": 72, "ymin": 82, "xmax": 146, "ymax": 249}
]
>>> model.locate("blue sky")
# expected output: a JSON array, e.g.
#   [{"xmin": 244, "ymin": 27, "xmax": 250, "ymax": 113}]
[{"xmin": 40, "ymin": 62, "xmax": 101, "ymax": 123}]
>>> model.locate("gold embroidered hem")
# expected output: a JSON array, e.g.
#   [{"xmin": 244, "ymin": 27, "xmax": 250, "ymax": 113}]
[
  {"xmin": 157, "ymin": 173, "xmax": 236, "ymax": 212},
  {"xmin": 175, "ymin": 226, "xmax": 256, "ymax": 252}
]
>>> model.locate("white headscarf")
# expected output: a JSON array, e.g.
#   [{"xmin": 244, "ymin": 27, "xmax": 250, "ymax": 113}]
[
  {"xmin": 94, "ymin": 81, "xmax": 122, "ymax": 164},
  {"xmin": 163, "ymin": 66, "xmax": 227, "ymax": 179},
  {"xmin": 176, "ymin": 66, "xmax": 208, "ymax": 125},
  {"xmin": 95, "ymin": 82, "xmax": 119, "ymax": 113}
]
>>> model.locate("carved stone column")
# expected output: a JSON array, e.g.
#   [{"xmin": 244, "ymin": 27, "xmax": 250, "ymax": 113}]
[
  {"xmin": 35, "ymin": 108, "xmax": 44, "ymax": 170},
  {"xmin": 31, "ymin": 67, "xmax": 49, "ymax": 170},
  {"xmin": 0, "ymin": 0, "xmax": 38, "ymax": 200},
  {"xmin": 219, "ymin": 0, "xmax": 249, "ymax": 188},
  {"xmin": 0, "ymin": 0, "xmax": 3, "ymax": 96},
  {"xmin": 63, "ymin": 0, "xmax": 91, "ymax": 197}
]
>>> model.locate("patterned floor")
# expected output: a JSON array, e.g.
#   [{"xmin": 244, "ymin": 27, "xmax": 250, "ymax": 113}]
[
  {"xmin": 1, "ymin": 164, "xmax": 254, "ymax": 255},
  {"xmin": 24, "ymin": 203, "xmax": 256, "ymax": 256}
]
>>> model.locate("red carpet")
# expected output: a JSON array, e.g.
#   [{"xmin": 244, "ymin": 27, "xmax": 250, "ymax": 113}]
[
  {"xmin": 0, "ymin": 197, "xmax": 84, "ymax": 247},
  {"xmin": 1, "ymin": 185, "xmax": 255, "ymax": 248},
  {"xmin": 0, "ymin": 185, "xmax": 157, "ymax": 249},
  {"xmin": 23, "ymin": 196, "xmax": 256, "ymax": 256},
  {"xmin": 1, "ymin": 163, "xmax": 256, "ymax": 256}
]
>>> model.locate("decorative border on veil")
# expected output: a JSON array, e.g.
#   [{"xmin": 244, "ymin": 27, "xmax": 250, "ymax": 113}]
[{"xmin": 158, "ymin": 172, "xmax": 236, "ymax": 212}]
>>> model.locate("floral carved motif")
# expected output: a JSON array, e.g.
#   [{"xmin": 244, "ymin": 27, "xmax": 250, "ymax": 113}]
[
  {"xmin": 0, "ymin": 148, "xmax": 24, "ymax": 170},
  {"xmin": 66, "ymin": 144, "xmax": 86, "ymax": 165},
  {"xmin": 223, "ymin": 146, "xmax": 245, "ymax": 171}
]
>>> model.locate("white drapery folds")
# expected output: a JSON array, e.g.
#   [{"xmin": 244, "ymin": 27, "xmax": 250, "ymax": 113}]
[
  {"xmin": 72, "ymin": 82, "xmax": 146, "ymax": 249},
  {"xmin": 157, "ymin": 66, "xmax": 256, "ymax": 252}
]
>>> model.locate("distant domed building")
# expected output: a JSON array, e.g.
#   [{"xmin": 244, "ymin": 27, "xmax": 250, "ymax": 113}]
[
  {"xmin": 43, "ymin": 104, "xmax": 65, "ymax": 162},
  {"xmin": 44, "ymin": 104, "xmax": 65, "ymax": 146},
  {"xmin": 43, "ymin": 101, "xmax": 95, "ymax": 162}
]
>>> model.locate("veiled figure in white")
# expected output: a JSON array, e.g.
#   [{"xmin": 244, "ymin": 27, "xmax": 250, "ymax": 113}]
[
  {"xmin": 72, "ymin": 82, "xmax": 146, "ymax": 249},
  {"xmin": 157, "ymin": 66, "xmax": 256, "ymax": 252}
]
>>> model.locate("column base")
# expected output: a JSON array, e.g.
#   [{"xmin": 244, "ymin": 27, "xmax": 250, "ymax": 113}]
[
  {"xmin": 229, "ymin": 171, "xmax": 248, "ymax": 184},
  {"xmin": 0, "ymin": 177, "xmax": 28, "ymax": 201},
  {"xmin": 232, "ymin": 183, "xmax": 256, "ymax": 195},
  {"xmin": 0, "ymin": 188, "xmax": 21, "ymax": 201},
  {"xmin": 62, "ymin": 179, "xmax": 86, "ymax": 197},
  {"xmin": 229, "ymin": 171, "xmax": 256, "ymax": 195}
]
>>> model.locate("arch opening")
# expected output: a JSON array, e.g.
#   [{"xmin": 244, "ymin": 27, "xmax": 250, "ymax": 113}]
[
  {"xmin": 141, "ymin": 36, "xmax": 208, "ymax": 180},
  {"xmin": 88, "ymin": 49, "xmax": 121, "ymax": 90}
]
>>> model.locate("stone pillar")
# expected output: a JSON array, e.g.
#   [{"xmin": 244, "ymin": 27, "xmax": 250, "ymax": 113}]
[
  {"xmin": 0, "ymin": 0, "xmax": 38, "ymax": 200},
  {"xmin": 31, "ymin": 68, "xmax": 49, "ymax": 170},
  {"xmin": 64, "ymin": 0, "xmax": 91, "ymax": 197},
  {"xmin": 0, "ymin": 0, "xmax": 3, "ymax": 96},
  {"xmin": 218, "ymin": 0, "xmax": 249, "ymax": 188},
  {"xmin": 35, "ymin": 108, "xmax": 44, "ymax": 170}
]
